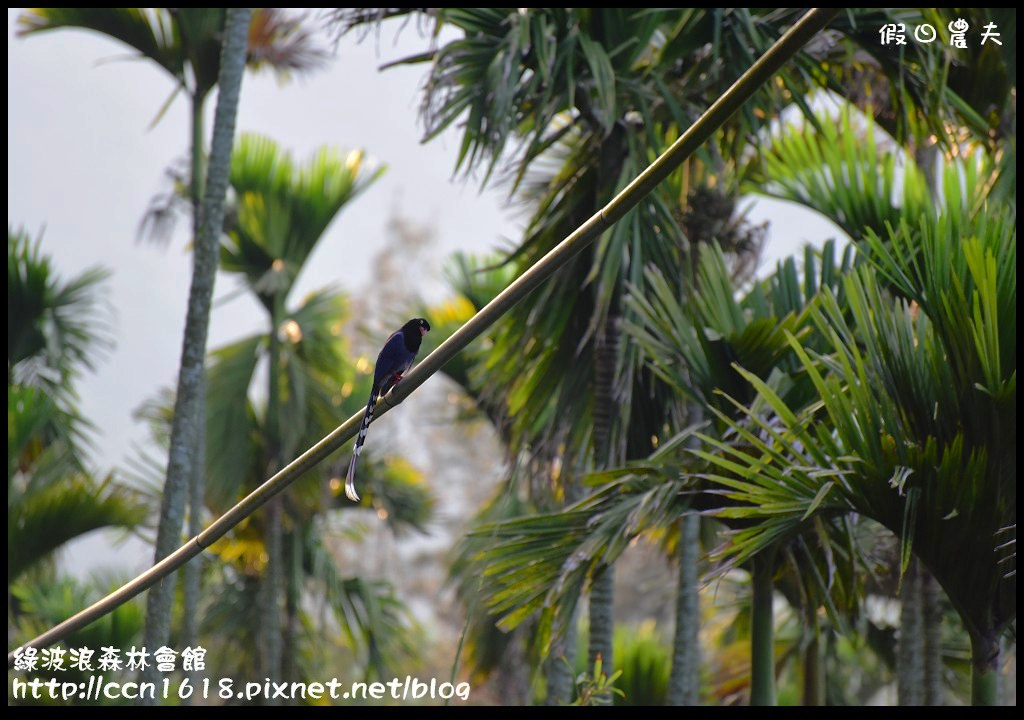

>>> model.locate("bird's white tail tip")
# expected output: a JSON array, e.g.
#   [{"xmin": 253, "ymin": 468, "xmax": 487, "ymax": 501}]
[
  {"xmin": 345, "ymin": 453, "xmax": 361, "ymax": 502},
  {"xmin": 344, "ymin": 476, "xmax": 360, "ymax": 503}
]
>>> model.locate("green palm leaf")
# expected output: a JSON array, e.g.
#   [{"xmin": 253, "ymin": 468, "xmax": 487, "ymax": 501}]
[
  {"xmin": 205, "ymin": 334, "xmax": 264, "ymax": 509},
  {"xmin": 8, "ymin": 470, "xmax": 147, "ymax": 583},
  {"xmin": 222, "ymin": 135, "xmax": 384, "ymax": 310},
  {"xmin": 745, "ymin": 107, "xmax": 930, "ymax": 242},
  {"xmin": 701, "ymin": 200, "xmax": 1015, "ymax": 675},
  {"xmin": 18, "ymin": 8, "xmax": 326, "ymax": 100},
  {"xmin": 8, "ymin": 229, "xmax": 113, "ymax": 399},
  {"xmin": 18, "ymin": 8, "xmax": 183, "ymax": 77}
]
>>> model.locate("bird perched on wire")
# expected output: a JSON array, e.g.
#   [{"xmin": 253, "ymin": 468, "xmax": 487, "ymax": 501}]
[{"xmin": 345, "ymin": 317, "xmax": 431, "ymax": 502}]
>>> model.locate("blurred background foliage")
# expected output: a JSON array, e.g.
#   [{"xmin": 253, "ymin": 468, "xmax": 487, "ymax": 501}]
[{"xmin": 9, "ymin": 7, "xmax": 1015, "ymax": 707}]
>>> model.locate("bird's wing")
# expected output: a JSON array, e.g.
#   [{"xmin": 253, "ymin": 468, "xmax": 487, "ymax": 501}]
[{"xmin": 373, "ymin": 331, "xmax": 408, "ymax": 387}]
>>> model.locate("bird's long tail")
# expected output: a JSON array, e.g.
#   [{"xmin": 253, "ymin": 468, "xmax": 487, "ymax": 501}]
[{"xmin": 345, "ymin": 387, "xmax": 378, "ymax": 502}]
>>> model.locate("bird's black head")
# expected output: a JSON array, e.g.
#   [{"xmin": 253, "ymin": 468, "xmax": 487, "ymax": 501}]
[{"xmin": 400, "ymin": 317, "xmax": 430, "ymax": 351}]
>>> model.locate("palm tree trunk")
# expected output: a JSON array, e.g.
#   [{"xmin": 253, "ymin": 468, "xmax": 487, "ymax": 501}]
[
  {"xmin": 547, "ymin": 473, "xmax": 582, "ymax": 706},
  {"xmin": 587, "ymin": 319, "xmax": 619, "ymax": 702},
  {"xmin": 545, "ymin": 612, "xmax": 579, "ymax": 705},
  {"xmin": 260, "ymin": 498, "xmax": 284, "ymax": 692},
  {"xmin": 970, "ymin": 636, "xmax": 999, "ymax": 706},
  {"xmin": 190, "ymin": 93, "xmax": 207, "ymax": 214},
  {"xmin": 667, "ymin": 511, "xmax": 700, "ymax": 705},
  {"xmin": 497, "ymin": 626, "xmax": 532, "ymax": 705},
  {"xmin": 914, "ymin": 142, "xmax": 942, "ymax": 708},
  {"xmin": 801, "ymin": 610, "xmax": 825, "ymax": 705},
  {"xmin": 897, "ymin": 558, "xmax": 924, "ymax": 705},
  {"xmin": 181, "ymin": 375, "xmax": 206, "ymax": 705},
  {"xmin": 282, "ymin": 527, "xmax": 301, "ymax": 684},
  {"xmin": 588, "ymin": 568, "xmax": 614, "ymax": 678},
  {"xmin": 139, "ymin": 7, "xmax": 250, "ymax": 701},
  {"xmin": 667, "ymin": 399, "xmax": 702, "ymax": 705},
  {"xmin": 749, "ymin": 548, "xmax": 777, "ymax": 706},
  {"xmin": 180, "ymin": 94, "xmax": 207, "ymax": 704},
  {"xmin": 261, "ymin": 292, "xmax": 285, "ymax": 697},
  {"xmin": 922, "ymin": 569, "xmax": 943, "ymax": 705}
]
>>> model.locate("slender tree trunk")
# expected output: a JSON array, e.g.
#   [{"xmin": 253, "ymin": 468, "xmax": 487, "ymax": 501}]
[
  {"xmin": 180, "ymin": 97, "xmax": 205, "ymax": 704},
  {"xmin": 801, "ymin": 610, "xmax": 825, "ymax": 705},
  {"xmin": 139, "ymin": 7, "xmax": 250, "ymax": 701},
  {"xmin": 922, "ymin": 569, "xmax": 943, "ymax": 705},
  {"xmin": 969, "ymin": 632, "xmax": 999, "ymax": 706},
  {"xmin": 547, "ymin": 474, "xmax": 581, "ymax": 706},
  {"xmin": 181, "ymin": 375, "xmax": 206, "ymax": 704},
  {"xmin": 667, "ymin": 511, "xmax": 701, "ymax": 705},
  {"xmin": 181, "ymin": 117, "xmax": 206, "ymax": 701},
  {"xmin": 749, "ymin": 549, "xmax": 777, "ymax": 706},
  {"xmin": 282, "ymin": 526, "xmax": 301, "ymax": 684},
  {"xmin": 190, "ymin": 93, "xmax": 207, "ymax": 212},
  {"xmin": 261, "ymin": 291, "xmax": 285, "ymax": 698},
  {"xmin": 586, "ymin": 319, "xmax": 619, "ymax": 704},
  {"xmin": 897, "ymin": 558, "xmax": 924, "ymax": 705},
  {"xmin": 909, "ymin": 142, "xmax": 937, "ymax": 708},
  {"xmin": 545, "ymin": 610, "xmax": 579, "ymax": 705},
  {"xmin": 497, "ymin": 626, "xmax": 532, "ymax": 705},
  {"xmin": 260, "ymin": 498, "xmax": 284, "ymax": 692},
  {"xmin": 588, "ymin": 567, "xmax": 614, "ymax": 676},
  {"xmin": 667, "ymin": 399, "xmax": 702, "ymax": 705}
]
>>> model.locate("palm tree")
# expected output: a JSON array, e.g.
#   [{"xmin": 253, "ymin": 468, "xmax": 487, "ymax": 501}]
[
  {"xmin": 8, "ymin": 231, "xmax": 147, "ymax": 708},
  {"xmin": 464, "ymin": 235, "xmax": 861, "ymax": 701},
  {"xmin": 212, "ymin": 133, "xmax": 384, "ymax": 686},
  {"xmin": 747, "ymin": 105, "xmax": 1013, "ymax": 705},
  {"xmin": 510, "ymin": 107, "xmax": 1009, "ymax": 705},
  {"xmin": 696, "ymin": 137, "xmax": 1015, "ymax": 705},
  {"xmin": 759, "ymin": 103, "xmax": 1014, "ymax": 706},
  {"xmin": 336, "ymin": 9, "xmax": 787, "ymax": 698},
  {"xmin": 8, "ymin": 392, "xmax": 145, "ymax": 586},
  {"xmin": 647, "ymin": 108, "xmax": 1012, "ymax": 705}
]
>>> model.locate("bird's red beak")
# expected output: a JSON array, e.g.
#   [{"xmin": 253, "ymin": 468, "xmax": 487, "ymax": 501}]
[{"xmin": 419, "ymin": 327, "xmax": 427, "ymax": 337}]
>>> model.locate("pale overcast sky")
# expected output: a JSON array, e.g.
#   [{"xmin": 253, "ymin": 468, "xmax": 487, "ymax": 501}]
[{"xmin": 7, "ymin": 9, "xmax": 841, "ymax": 576}]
